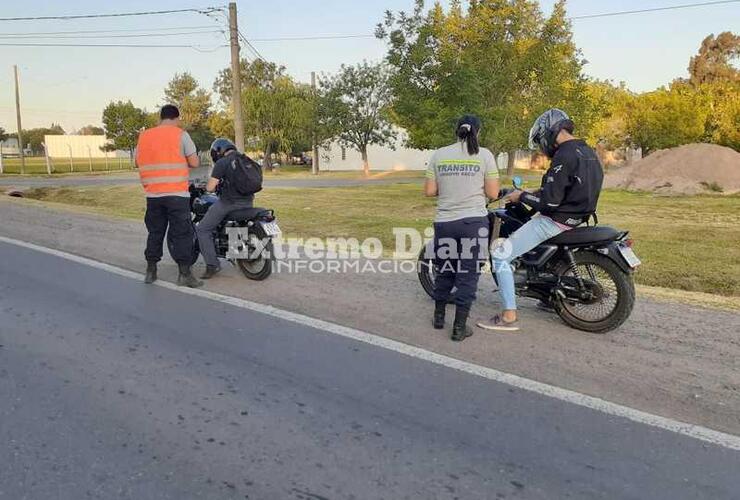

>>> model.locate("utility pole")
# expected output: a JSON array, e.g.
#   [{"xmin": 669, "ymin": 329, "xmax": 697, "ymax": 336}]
[
  {"xmin": 228, "ymin": 2, "xmax": 245, "ymax": 152},
  {"xmin": 311, "ymin": 71, "xmax": 320, "ymax": 175},
  {"xmin": 13, "ymin": 65, "xmax": 25, "ymax": 174}
]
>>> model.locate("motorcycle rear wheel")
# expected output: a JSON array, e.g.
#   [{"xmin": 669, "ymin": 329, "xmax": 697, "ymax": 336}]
[
  {"xmin": 236, "ymin": 224, "xmax": 274, "ymax": 281},
  {"xmin": 553, "ymin": 251, "xmax": 635, "ymax": 333}
]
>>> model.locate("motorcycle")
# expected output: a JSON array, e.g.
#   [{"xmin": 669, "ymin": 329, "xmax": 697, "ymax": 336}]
[
  {"xmin": 417, "ymin": 177, "xmax": 640, "ymax": 333},
  {"xmin": 169, "ymin": 181, "xmax": 281, "ymax": 281}
]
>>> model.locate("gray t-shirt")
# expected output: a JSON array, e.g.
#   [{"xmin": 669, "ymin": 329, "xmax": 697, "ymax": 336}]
[
  {"xmin": 426, "ymin": 142, "xmax": 499, "ymax": 223},
  {"xmin": 180, "ymin": 130, "xmax": 197, "ymax": 157}
]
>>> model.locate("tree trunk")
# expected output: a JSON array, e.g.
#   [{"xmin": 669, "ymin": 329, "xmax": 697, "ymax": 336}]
[
  {"xmin": 361, "ymin": 147, "xmax": 369, "ymax": 177},
  {"xmin": 263, "ymin": 143, "xmax": 273, "ymax": 171},
  {"xmin": 506, "ymin": 149, "xmax": 516, "ymax": 176}
]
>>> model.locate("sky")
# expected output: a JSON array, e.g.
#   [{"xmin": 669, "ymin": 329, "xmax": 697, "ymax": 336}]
[{"xmin": 0, "ymin": 0, "xmax": 738, "ymax": 131}]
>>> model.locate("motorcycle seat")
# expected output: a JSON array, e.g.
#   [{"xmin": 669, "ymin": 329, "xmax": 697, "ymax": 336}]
[
  {"xmin": 227, "ymin": 207, "xmax": 271, "ymax": 221},
  {"xmin": 547, "ymin": 225, "xmax": 621, "ymax": 246}
]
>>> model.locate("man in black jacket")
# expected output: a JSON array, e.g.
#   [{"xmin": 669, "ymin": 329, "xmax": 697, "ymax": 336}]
[
  {"xmin": 195, "ymin": 138, "xmax": 256, "ymax": 280},
  {"xmin": 478, "ymin": 109, "xmax": 604, "ymax": 331}
]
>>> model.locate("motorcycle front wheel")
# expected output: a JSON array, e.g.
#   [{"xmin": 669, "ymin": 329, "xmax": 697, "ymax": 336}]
[{"xmin": 553, "ymin": 251, "xmax": 635, "ymax": 333}]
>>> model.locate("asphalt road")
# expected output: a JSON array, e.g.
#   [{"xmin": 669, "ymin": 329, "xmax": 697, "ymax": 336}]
[{"xmin": 1, "ymin": 241, "xmax": 738, "ymax": 499}]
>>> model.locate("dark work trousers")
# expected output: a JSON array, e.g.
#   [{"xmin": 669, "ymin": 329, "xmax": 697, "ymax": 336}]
[
  {"xmin": 144, "ymin": 196, "xmax": 194, "ymax": 266},
  {"xmin": 195, "ymin": 198, "xmax": 253, "ymax": 268},
  {"xmin": 433, "ymin": 216, "xmax": 489, "ymax": 310}
]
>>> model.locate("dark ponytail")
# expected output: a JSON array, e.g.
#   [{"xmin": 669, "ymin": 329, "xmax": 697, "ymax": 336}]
[{"xmin": 456, "ymin": 115, "xmax": 481, "ymax": 155}]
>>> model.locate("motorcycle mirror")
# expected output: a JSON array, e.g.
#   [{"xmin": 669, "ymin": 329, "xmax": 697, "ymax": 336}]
[{"xmin": 512, "ymin": 176, "xmax": 524, "ymax": 190}]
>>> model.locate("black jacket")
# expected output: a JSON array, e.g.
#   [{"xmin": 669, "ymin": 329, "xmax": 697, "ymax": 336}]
[{"xmin": 520, "ymin": 139, "xmax": 603, "ymax": 227}]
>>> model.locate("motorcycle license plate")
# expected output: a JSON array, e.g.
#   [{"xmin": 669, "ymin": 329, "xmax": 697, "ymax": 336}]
[
  {"xmin": 618, "ymin": 243, "xmax": 641, "ymax": 268},
  {"xmin": 260, "ymin": 221, "xmax": 282, "ymax": 236}
]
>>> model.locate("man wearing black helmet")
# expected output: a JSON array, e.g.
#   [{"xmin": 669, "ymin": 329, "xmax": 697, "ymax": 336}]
[
  {"xmin": 195, "ymin": 138, "xmax": 259, "ymax": 279},
  {"xmin": 478, "ymin": 109, "xmax": 603, "ymax": 331}
]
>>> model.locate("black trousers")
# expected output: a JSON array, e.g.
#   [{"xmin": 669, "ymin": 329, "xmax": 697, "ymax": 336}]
[
  {"xmin": 144, "ymin": 196, "xmax": 194, "ymax": 266},
  {"xmin": 433, "ymin": 216, "xmax": 489, "ymax": 310}
]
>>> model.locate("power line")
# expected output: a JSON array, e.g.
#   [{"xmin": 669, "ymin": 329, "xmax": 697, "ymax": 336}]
[
  {"xmin": 244, "ymin": 0, "xmax": 740, "ymax": 44},
  {"xmin": 250, "ymin": 34, "xmax": 375, "ymax": 42},
  {"xmin": 0, "ymin": 30, "xmax": 223, "ymax": 40},
  {"xmin": 0, "ymin": 6, "xmax": 225, "ymax": 22},
  {"xmin": 238, "ymin": 29, "xmax": 266, "ymax": 62},
  {"xmin": 0, "ymin": 25, "xmax": 217, "ymax": 36},
  {"xmin": 0, "ymin": 42, "xmax": 227, "ymax": 52},
  {"xmin": 0, "ymin": 25, "xmax": 218, "ymax": 36},
  {"xmin": 571, "ymin": 0, "xmax": 740, "ymax": 20}
]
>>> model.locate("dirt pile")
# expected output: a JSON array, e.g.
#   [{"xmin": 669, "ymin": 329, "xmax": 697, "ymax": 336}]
[{"xmin": 604, "ymin": 143, "xmax": 740, "ymax": 195}]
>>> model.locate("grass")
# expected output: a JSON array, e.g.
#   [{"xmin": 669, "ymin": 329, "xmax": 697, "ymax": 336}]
[
  {"xmin": 0, "ymin": 157, "xmax": 134, "ymax": 174},
  {"xmin": 18, "ymin": 183, "xmax": 740, "ymax": 297},
  {"xmin": 0, "ymin": 158, "xmax": 535, "ymax": 181}
]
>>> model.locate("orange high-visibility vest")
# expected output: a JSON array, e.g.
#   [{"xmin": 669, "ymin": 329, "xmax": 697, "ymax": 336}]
[{"xmin": 135, "ymin": 125, "xmax": 190, "ymax": 197}]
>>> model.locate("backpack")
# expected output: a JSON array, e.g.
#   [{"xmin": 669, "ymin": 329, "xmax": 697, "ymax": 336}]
[{"xmin": 225, "ymin": 153, "xmax": 263, "ymax": 197}]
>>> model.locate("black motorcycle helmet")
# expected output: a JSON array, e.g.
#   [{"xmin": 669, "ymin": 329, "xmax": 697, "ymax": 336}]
[
  {"xmin": 209, "ymin": 137, "xmax": 237, "ymax": 163},
  {"xmin": 528, "ymin": 108, "xmax": 575, "ymax": 158}
]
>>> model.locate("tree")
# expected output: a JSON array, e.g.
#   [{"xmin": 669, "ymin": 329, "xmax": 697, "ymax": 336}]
[
  {"xmin": 214, "ymin": 59, "xmax": 314, "ymax": 169},
  {"xmin": 699, "ymin": 80, "xmax": 740, "ymax": 150},
  {"xmin": 581, "ymin": 79, "xmax": 634, "ymax": 149},
  {"xmin": 10, "ymin": 124, "xmax": 65, "ymax": 155},
  {"xmin": 101, "ymin": 101, "xmax": 148, "ymax": 157},
  {"xmin": 319, "ymin": 61, "xmax": 397, "ymax": 176},
  {"xmin": 0, "ymin": 126, "xmax": 7, "ymax": 143},
  {"xmin": 163, "ymin": 72, "xmax": 214, "ymax": 151},
  {"xmin": 625, "ymin": 83, "xmax": 710, "ymax": 154},
  {"xmin": 377, "ymin": 0, "xmax": 587, "ymax": 159},
  {"xmin": 78, "ymin": 125, "xmax": 105, "ymax": 135},
  {"xmin": 688, "ymin": 32, "xmax": 739, "ymax": 86}
]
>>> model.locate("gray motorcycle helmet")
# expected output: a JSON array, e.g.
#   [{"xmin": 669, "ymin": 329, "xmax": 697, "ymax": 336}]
[{"xmin": 528, "ymin": 108, "xmax": 575, "ymax": 158}]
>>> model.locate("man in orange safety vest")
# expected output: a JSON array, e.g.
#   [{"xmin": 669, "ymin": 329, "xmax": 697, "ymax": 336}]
[{"xmin": 135, "ymin": 104, "xmax": 202, "ymax": 288}]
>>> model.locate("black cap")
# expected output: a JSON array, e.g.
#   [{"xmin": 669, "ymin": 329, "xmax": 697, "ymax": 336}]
[{"xmin": 456, "ymin": 114, "xmax": 481, "ymax": 137}]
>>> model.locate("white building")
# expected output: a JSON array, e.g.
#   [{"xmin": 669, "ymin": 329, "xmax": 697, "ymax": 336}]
[
  {"xmin": 320, "ymin": 129, "xmax": 432, "ymax": 172},
  {"xmin": 43, "ymin": 135, "xmax": 128, "ymax": 158},
  {"xmin": 320, "ymin": 128, "xmax": 515, "ymax": 172},
  {"xmin": 0, "ymin": 137, "xmax": 26, "ymax": 156}
]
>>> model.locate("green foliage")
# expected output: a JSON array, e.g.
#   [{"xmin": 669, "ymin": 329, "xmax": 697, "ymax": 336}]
[
  {"xmin": 215, "ymin": 59, "xmax": 314, "ymax": 167},
  {"xmin": 318, "ymin": 61, "xmax": 397, "ymax": 173},
  {"xmin": 101, "ymin": 101, "xmax": 148, "ymax": 156},
  {"xmin": 10, "ymin": 123, "xmax": 65, "ymax": 155},
  {"xmin": 688, "ymin": 32, "xmax": 739, "ymax": 86},
  {"xmin": 377, "ymin": 0, "xmax": 587, "ymax": 154},
  {"xmin": 626, "ymin": 83, "xmax": 710, "ymax": 153},
  {"xmin": 163, "ymin": 72, "xmax": 213, "ymax": 151},
  {"xmin": 78, "ymin": 125, "xmax": 105, "ymax": 136},
  {"xmin": 624, "ymin": 78, "xmax": 740, "ymax": 153},
  {"xmin": 581, "ymin": 80, "xmax": 634, "ymax": 149},
  {"xmin": 698, "ymin": 80, "xmax": 740, "ymax": 150},
  {"xmin": 0, "ymin": 126, "xmax": 7, "ymax": 142}
]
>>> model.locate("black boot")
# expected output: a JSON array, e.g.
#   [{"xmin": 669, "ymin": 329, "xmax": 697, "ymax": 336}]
[
  {"xmin": 451, "ymin": 307, "xmax": 473, "ymax": 342},
  {"xmin": 200, "ymin": 265, "xmax": 221, "ymax": 280},
  {"xmin": 177, "ymin": 264, "xmax": 203, "ymax": 288},
  {"xmin": 433, "ymin": 301, "xmax": 446, "ymax": 329},
  {"xmin": 144, "ymin": 262, "xmax": 157, "ymax": 284}
]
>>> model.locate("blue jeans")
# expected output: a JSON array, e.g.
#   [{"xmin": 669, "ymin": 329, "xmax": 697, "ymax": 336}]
[{"xmin": 492, "ymin": 215, "xmax": 566, "ymax": 311}]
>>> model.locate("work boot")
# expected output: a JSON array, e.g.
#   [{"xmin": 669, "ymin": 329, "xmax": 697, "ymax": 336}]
[
  {"xmin": 200, "ymin": 265, "xmax": 221, "ymax": 280},
  {"xmin": 451, "ymin": 307, "xmax": 473, "ymax": 342},
  {"xmin": 433, "ymin": 300, "xmax": 446, "ymax": 330},
  {"xmin": 144, "ymin": 262, "xmax": 158, "ymax": 284},
  {"xmin": 177, "ymin": 264, "xmax": 203, "ymax": 288}
]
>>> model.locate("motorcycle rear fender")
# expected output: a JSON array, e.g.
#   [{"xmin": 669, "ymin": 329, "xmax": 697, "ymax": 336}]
[{"xmin": 595, "ymin": 242, "xmax": 634, "ymax": 274}]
